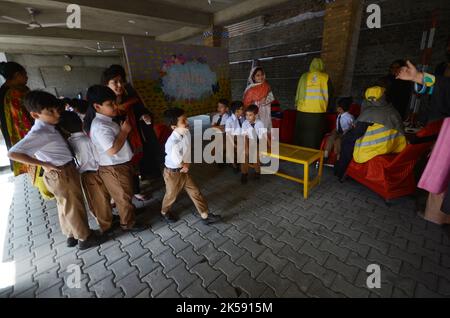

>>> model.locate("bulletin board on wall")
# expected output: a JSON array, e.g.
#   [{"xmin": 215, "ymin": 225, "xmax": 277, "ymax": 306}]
[{"xmin": 122, "ymin": 36, "xmax": 231, "ymax": 124}]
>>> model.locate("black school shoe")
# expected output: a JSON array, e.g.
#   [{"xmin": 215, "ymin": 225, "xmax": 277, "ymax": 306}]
[
  {"xmin": 121, "ymin": 222, "xmax": 148, "ymax": 233},
  {"xmin": 78, "ymin": 232, "xmax": 108, "ymax": 250},
  {"xmin": 66, "ymin": 237, "xmax": 78, "ymax": 248},
  {"xmin": 162, "ymin": 212, "xmax": 179, "ymax": 224},
  {"xmin": 202, "ymin": 213, "xmax": 221, "ymax": 225}
]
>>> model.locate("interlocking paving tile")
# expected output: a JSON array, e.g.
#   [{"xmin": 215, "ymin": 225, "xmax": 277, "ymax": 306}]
[
  {"xmin": 207, "ymin": 274, "xmax": 240, "ymax": 298},
  {"xmin": 166, "ymin": 263, "xmax": 198, "ymax": 293},
  {"xmin": 142, "ymin": 266, "xmax": 174, "ymax": 297},
  {"xmin": 4, "ymin": 166, "xmax": 450, "ymax": 298},
  {"xmin": 232, "ymin": 270, "xmax": 268, "ymax": 298},
  {"xmin": 116, "ymin": 273, "xmax": 148, "ymax": 298},
  {"xmin": 213, "ymin": 255, "xmax": 245, "ymax": 283},
  {"xmin": 256, "ymin": 266, "xmax": 292, "ymax": 297},
  {"xmin": 302, "ymin": 259, "xmax": 336, "ymax": 288}
]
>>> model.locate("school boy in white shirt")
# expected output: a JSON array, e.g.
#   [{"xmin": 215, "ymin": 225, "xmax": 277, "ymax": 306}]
[
  {"xmin": 58, "ymin": 110, "xmax": 114, "ymax": 234},
  {"xmin": 8, "ymin": 90, "xmax": 106, "ymax": 250},
  {"xmin": 161, "ymin": 108, "xmax": 221, "ymax": 225},
  {"xmin": 87, "ymin": 85, "xmax": 145, "ymax": 232}
]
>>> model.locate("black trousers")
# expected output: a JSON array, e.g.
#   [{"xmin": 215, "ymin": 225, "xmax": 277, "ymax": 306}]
[{"xmin": 334, "ymin": 122, "xmax": 372, "ymax": 179}]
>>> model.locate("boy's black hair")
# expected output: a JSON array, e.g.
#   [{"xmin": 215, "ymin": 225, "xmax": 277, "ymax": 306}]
[
  {"xmin": 58, "ymin": 110, "xmax": 83, "ymax": 134},
  {"xmin": 336, "ymin": 96, "xmax": 353, "ymax": 112},
  {"xmin": 86, "ymin": 85, "xmax": 116, "ymax": 110},
  {"xmin": 101, "ymin": 65, "xmax": 125, "ymax": 85},
  {"xmin": 230, "ymin": 101, "xmax": 243, "ymax": 114},
  {"xmin": 24, "ymin": 90, "xmax": 60, "ymax": 113},
  {"xmin": 69, "ymin": 99, "xmax": 89, "ymax": 114},
  {"xmin": 245, "ymin": 104, "xmax": 259, "ymax": 115},
  {"xmin": 163, "ymin": 107, "xmax": 185, "ymax": 127},
  {"xmin": 218, "ymin": 98, "xmax": 229, "ymax": 107}
]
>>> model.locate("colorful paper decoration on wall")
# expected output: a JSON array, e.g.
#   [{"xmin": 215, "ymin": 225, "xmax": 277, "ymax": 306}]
[{"xmin": 123, "ymin": 37, "xmax": 231, "ymax": 124}]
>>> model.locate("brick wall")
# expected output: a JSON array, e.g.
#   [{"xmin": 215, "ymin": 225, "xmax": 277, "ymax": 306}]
[
  {"xmin": 352, "ymin": 0, "xmax": 450, "ymax": 101},
  {"xmin": 228, "ymin": 0, "xmax": 326, "ymax": 109},
  {"xmin": 183, "ymin": 0, "xmax": 449, "ymax": 109}
]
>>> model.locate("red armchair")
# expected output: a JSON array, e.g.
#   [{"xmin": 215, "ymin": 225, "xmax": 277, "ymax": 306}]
[
  {"xmin": 346, "ymin": 142, "xmax": 433, "ymax": 200},
  {"xmin": 345, "ymin": 119, "xmax": 443, "ymax": 201}
]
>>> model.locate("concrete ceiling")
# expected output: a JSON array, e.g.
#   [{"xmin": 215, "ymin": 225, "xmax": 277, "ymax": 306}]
[{"xmin": 0, "ymin": 0, "xmax": 291, "ymax": 55}]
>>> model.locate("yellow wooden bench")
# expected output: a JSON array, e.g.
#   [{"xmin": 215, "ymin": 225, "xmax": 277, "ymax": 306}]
[{"xmin": 261, "ymin": 143, "xmax": 324, "ymax": 199}]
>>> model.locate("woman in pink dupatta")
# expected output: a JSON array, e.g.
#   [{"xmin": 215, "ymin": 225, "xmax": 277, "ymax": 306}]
[{"xmin": 243, "ymin": 66, "xmax": 275, "ymax": 129}]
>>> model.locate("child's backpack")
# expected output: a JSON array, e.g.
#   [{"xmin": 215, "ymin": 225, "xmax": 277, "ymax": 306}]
[{"xmin": 28, "ymin": 165, "xmax": 54, "ymax": 200}]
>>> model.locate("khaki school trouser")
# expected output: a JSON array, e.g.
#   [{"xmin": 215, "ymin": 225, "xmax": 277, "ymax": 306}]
[
  {"xmin": 161, "ymin": 168, "xmax": 208, "ymax": 219},
  {"xmin": 241, "ymin": 136, "xmax": 261, "ymax": 174},
  {"xmin": 99, "ymin": 163, "xmax": 135, "ymax": 229},
  {"xmin": 43, "ymin": 163, "xmax": 91, "ymax": 240},
  {"xmin": 81, "ymin": 171, "xmax": 112, "ymax": 232},
  {"xmin": 325, "ymin": 129, "xmax": 343, "ymax": 159}
]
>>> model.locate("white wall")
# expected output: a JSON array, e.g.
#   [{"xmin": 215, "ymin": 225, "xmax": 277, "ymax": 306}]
[{"xmin": 5, "ymin": 53, "xmax": 122, "ymax": 98}]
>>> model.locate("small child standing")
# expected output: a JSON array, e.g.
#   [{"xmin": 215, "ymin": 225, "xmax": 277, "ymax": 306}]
[
  {"xmin": 241, "ymin": 104, "xmax": 267, "ymax": 184},
  {"xmin": 225, "ymin": 101, "xmax": 245, "ymax": 173},
  {"xmin": 161, "ymin": 108, "xmax": 221, "ymax": 225},
  {"xmin": 8, "ymin": 90, "xmax": 106, "ymax": 250},
  {"xmin": 58, "ymin": 110, "xmax": 113, "ymax": 234},
  {"xmin": 324, "ymin": 97, "xmax": 355, "ymax": 161},
  {"xmin": 87, "ymin": 85, "xmax": 145, "ymax": 232}
]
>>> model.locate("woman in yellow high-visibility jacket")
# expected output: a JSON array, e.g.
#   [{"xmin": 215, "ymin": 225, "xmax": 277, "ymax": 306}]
[
  {"xmin": 334, "ymin": 86, "xmax": 406, "ymax": 181},
  {"xmin": 353, "ymin": 86, "xmax": 407, "ymax": 163},
  {"xmin": 294, "ymin": 58, "xmax": 332, "ymax": 149}
]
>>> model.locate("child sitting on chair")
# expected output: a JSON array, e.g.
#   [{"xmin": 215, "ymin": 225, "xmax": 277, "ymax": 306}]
[{"xmin": 324, "ymin": 97, "xmax": 354, "ymax": 161}]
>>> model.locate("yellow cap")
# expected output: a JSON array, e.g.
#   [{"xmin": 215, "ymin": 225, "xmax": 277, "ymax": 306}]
[{"xmin": 365, "ymin": 86, "xmax": 385, "ymax": 101}]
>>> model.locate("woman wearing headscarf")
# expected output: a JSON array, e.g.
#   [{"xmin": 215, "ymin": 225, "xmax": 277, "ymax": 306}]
[
  {"xmin": 0, "ymin": 61, "xmax": 33, "ymax": 175},
  {"xmin": 294, "ymin": 57, "xmax": 332, "ymax": 149},
  {"xmin": 243, "ymin": 66, "xmax": 275, "ymax": 129}
]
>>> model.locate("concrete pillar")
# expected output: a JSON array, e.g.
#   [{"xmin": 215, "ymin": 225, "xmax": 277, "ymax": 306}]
[{"xmin": 321, "ymin": 0, "xmax": 363, "ymax": 97}]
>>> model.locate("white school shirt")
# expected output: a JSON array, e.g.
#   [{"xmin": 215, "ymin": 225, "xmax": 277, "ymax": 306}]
[
  {"xmin": 90, "ymin": 113, "xmax": 133, "ymax": 166},
  {"xmin": 68, "ymin": 132, "xmax": 100, "ymax": 173},
  {"xmin": 164, "ymin": 130, "xmax": 191, "ymax": 169},
  {"xmin": 242, "ymin": 119, "xmax": 267, "ymax": 140},
  {"xmin": 225, "ymin": 114, "xmax": 244, "ymax": 136},
  {"xmin": 211, "ymin": 112, "xmax": 230, "ymax": 126},
  {"xmin": 336, "ymin": 112, "xmax": 354, "ymax": 134},
  {"xmin": 10, "ymin": 119, "xmax": 73, "ymax": 166}
]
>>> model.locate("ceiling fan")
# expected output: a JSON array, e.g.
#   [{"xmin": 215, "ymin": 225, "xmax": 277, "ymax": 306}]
[
  {"xmin": 207, "ymin": 0, "xmax": 234, "ymax": 5},
  {"xmin": 1, "ymin": 7, "xmax": 67, "ymax": 29},
  {"xmin": 83, "ymin": 42, "xmax": 118, "ymax": 53}
]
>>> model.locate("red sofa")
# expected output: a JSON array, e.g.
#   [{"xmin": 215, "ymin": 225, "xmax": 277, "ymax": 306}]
[{"xmin": 345, "ymin": 120, "xmax": 443, "ymax": 201}]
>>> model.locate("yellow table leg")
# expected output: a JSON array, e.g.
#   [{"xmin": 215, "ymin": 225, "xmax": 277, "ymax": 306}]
[{"xmin": 303, "ymin": 163, "xmax": 309, "ymax": 199}]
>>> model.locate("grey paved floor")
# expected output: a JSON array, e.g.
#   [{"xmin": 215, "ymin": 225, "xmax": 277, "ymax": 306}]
[{"xmin": 0, "ymin": 160, "xmax": 450, "ymax": 298}]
